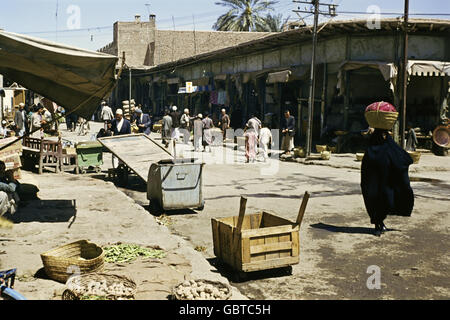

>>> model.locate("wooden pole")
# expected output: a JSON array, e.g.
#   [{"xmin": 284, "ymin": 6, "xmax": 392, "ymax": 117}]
[{"xmin": 401, "ymin": 0, "xmax": 409, "ymax": 149}]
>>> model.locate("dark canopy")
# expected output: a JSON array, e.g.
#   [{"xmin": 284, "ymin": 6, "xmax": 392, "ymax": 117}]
[{"xmin": 0, "ymin": 30, "xmax": 118, "ymax": 119}]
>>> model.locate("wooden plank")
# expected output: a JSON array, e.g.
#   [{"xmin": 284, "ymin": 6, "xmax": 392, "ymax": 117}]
[
  {"xmin": 211, "ymin": 219, "xmax": 221, "ymax": 259},
  {"xmin": 250, "ymin": 236, "xmax": 266, "ymax": 262},
  {"xmin": 242, "ymin": 225, "xmax": 297, "ymax": 238},
  {"xmin": 291, "ymin": 231, "xmax": 300, "ymax": 258},
  {"xmin": 296, "ymin": 192, "xmax": 310, "ymax": 226},
  {"xmin": 279, "ymin": 233, "xmax": 292, "ymax": 258},
  {"xmin": 264, "ymin": 234, "xmax": 280, "ymax": 260},
  {"xmin": 241, "ymin": 237, "xmax": 251, "ymax": 264},
  {"xmin": 250, "ymin": 241, "xmax": 292, "ymax": 255},
  {"xmin": 242, "ymin": 256, "xmax": 299, "ymax": 272}
]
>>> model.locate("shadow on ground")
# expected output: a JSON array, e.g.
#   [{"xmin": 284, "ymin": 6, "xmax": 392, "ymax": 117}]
[
  {"xmin": 207, "ymin": 257, "xmax": 293, "ymax": 284},
  {"xmin": 310, "ymin": 222, "xmax": 402, "ymax": 235},
  {"xmin": 10, "ymin": 200, "xmax": 77, "ymax": 226}
]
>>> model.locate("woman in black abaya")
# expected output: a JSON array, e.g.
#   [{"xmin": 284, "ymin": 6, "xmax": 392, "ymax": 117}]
[{"xmin": 361, "ymin": 129, "xmax": 415, "ymax": 237}]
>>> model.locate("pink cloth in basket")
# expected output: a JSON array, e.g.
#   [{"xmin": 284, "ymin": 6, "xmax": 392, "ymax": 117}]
[{"xmin": 365, "ymin": 102, "xmax": 397, "ymax": 113}]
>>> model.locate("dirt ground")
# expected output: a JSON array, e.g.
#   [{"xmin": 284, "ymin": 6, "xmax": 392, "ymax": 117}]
[{"xmin": 1, "ymin": 122, "xmax": 449, "ymax": 300}]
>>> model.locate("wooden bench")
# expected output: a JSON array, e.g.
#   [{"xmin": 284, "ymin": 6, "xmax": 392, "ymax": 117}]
[{"xmin": 22, "ymin": 137, "xmax": 79, "ymax": 174}]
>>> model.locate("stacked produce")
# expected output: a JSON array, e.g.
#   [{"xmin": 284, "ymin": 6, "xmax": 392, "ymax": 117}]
[{"xmin": 174, "ymin": 279, "xmax": 231, "ymax": 300}]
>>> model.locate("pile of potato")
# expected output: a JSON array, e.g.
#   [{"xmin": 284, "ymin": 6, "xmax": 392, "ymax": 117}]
[
  {"xmin": 70, "ymin": 279, "xmax": 135, "ymax": 299},
  {"xmin": 174, "ymin": 280, "xmax": 230, "ymax": 300}
]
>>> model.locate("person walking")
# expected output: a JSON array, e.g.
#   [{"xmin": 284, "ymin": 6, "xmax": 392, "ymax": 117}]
[
  {"xmin": 202, "ymin": 113, "xmax": 214, "ymax": 153},
  {"xmin": 361, "ymin": 103, "xmax": 414, "ymax": 237},
  {"xmin": 281, "ymin": 110, "xmax": 295, "ymax": 155},
  {"xmin": 218, "ymin": 108, "xmax": 230, "ymax": 143},
  {"xmin": 193, "ymin": 114, "xmax": 204, "ymax": 152},
  {"xmin": 259, "ymin": 124, "xmax": 273, "ymax": 162},
  {"xmin": 14, "ymin": 103, "xmax": 28, "ymax": 137},
  {"xmin": 180, "ymin": 108, "xmax": 192, "ymax": 144},
  {"xmin": 245, "ymin": 114, "xmax": 261, "ymax": 155},
  {"xmin": 162, "ymin": 110, "xmax": 173, "ymax": 148},
  {"xmin": 100, "ymin": 101, "xmax": 114, "ymax": 130},
  {"xmin": 170, "ymin": 106, "xmax": 181, "ymax": 142}
]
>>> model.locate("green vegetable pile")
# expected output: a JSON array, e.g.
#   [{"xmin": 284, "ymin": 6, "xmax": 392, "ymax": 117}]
[{"xmin": 104, "ymin": 244, "xmax": 166, "ymax": 263}]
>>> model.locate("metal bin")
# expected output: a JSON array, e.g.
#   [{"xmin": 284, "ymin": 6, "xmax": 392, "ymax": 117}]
[{"xmin": 147, "ymin": 159, "xmax": 204, "ymax": 211}]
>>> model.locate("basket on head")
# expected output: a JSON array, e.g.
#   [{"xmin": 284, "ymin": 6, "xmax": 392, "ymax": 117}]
[
  {"xmin": 63, "ymin": 273, "xmax": 137, "ymax": 300},
  {"xmin": 365, "ymin": 101, "xmax": 399, "ymax": 130},
  {"xmin": 40, "ymin": 240, "xmax": 104, "ymax": 283}
]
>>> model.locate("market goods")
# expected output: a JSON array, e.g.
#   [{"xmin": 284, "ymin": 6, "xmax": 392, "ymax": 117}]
[
  {"xmin": 104, "ymin": 243, "xmax": 166, "ymax": 263},
  {"xmin": 173, "ymin": 279, "xmax": 231, "ymax": 300}
]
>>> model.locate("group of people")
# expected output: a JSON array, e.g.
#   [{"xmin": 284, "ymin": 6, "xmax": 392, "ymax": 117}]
[
  {"xmin": 161, "ymin": 106, "xmax": 223, "ymax": 152},
  {"xmin": 0, "ymin": 102, "xmax": 54, "ymax": 139},
  {"xmin": 97, "ymin": 101, "xmax": 153, "ymax": 139}
]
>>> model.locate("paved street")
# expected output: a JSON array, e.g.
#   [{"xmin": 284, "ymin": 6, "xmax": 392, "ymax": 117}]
[{"xmin": 71, "ymin": 122, "xmax": 449, "ymax": 300}]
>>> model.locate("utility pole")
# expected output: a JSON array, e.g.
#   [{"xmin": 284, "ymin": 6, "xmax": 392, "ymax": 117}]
[
  {"xmin": 401, "ymin": 0, "xmax": 409, "ymax": 149},
  {"xmin": 293, "ymin": 1, "xmax": 337, "ymax": 157}
]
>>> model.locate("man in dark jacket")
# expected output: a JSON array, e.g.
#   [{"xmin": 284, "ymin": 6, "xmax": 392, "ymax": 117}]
[
  {"xmin": 111, "ymin": 109, "xmax": 131, "ymax": 136},
  {"xmin": 134, "ymin": 108, "xmax": 152, "ymax": 135},
  {"xmin": 170, "ymin": 106, "xmax": 181, "ymax": 141},
  {"xmin": 281, "ymin": 110, "xmax": 295, "ymax": 154},
  {"xmin": 14, "ymin": 103, "xmax": 28, "ymax": 136}
]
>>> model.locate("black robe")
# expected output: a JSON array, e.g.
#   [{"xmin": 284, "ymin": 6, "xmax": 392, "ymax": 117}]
[{"xmin": 361, "ymin": 130, "xmax": 414, "ymax": 225}]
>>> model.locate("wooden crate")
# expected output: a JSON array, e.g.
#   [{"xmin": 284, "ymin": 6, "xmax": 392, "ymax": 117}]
[{"xmin": 211, "ymin": 193, "xmax": 309, "ymax": 273}]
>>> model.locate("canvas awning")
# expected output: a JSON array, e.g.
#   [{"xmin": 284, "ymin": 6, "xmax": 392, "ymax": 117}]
[
  {"xmin": 407, "ymin": 60, "xmax": 450, "ymax": 77},
  {"xmin": 337, "ymin": 61, "xmax": 398, "ymax": 95},
  {"xmin": 266, "ymin": 70, "xmax": 292, "ymax": 84},
  {"xmin": 0, "ymin": 30, "xmax": 118, "ymax": 119}
]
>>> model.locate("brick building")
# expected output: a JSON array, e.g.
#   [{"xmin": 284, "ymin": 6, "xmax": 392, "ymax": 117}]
[{"xmin": 98, "ymin": 14, "xmax": 274, "ymax": 68}]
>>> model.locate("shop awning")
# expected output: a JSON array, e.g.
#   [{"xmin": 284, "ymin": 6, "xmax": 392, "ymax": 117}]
[
  {"xmin": 266, "ymin": 70, "xmax": 292, "ymax": 84},
  {"xmin": 0, "ymin": 30, "xmax": 118, "ymax": 119},
  {"xmin": 337, "ymin": 61, "xmax": 398, "ymax": 95},
  {"xmin": 407, "ymin": 60, "xmax": 450, "ymax": 77}
]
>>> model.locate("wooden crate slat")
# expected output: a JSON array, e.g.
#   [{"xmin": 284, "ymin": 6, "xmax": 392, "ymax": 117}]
[
  {"xmin": 250, "ymin": 241, "xmax": 292, "ymax": 255},
  {"xmin": 242, "ymin": 225, "xmax": 297, "ymax": 238},
  {"xmin": 250, "ymin": 236, "xmax": 266, "ymax": 262},
  {"xmin": 242, "ymin": 256, "xmax": 299, "ymax": 272},
  {"xmin": 264, "ymin": 234, "xmax": 280, "ymax": 260},
  {"xmin": 292, "ymin": 230, "xmax": 300, "ymax": 257},
  {"xmin": 211, "ymin": 219, "xmax": 221, "ymax": 258},
  {"xmin": 279, "ymin": 233, "xmax": 292, "ymax": 258}
]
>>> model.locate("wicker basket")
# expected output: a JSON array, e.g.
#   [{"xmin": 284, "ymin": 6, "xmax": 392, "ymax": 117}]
[
  {"xmin": 41, "ymin": 240, "xmax": 105, "ymax": 283},
  {"xmin": 365, "ymin": 102, "xmax": 398, "ymax": 130},
  {"xmin": 172, "ymin": 279, "xmax": 232, "ymax": 301},
  {"xmin": 408, "ymin": 151, "xmax": 421, "ymax": 164},
  {"xmin": 294, "ymin": 147, "xmax": 306, "ymax": 158},
  {"xmin": 62, "ymin": 273, "xmax": 137, "ymax": 300},
  {"xmin": 316, "ymin": 145, "xmax": 327, "ymax": 153}
]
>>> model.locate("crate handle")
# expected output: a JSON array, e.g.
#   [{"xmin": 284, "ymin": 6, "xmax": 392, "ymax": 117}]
[
  {"xmin": 235, "ymin": 196, "xmax": 247, "ymax": 234},
  {"xmin": 296, "ymin": 191, "xmax": 310, "ymax": 227}
]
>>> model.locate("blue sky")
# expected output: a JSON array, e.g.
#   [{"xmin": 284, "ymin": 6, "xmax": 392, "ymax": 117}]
[{"xmin": 1, "ymin": 0, "xmax": 449, "ymax": 51}]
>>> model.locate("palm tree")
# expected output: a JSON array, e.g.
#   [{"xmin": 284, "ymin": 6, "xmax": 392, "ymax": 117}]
[
  {"xmin": 213, "ymin": 0, "xmax": 278, "ymax": 32},
  {"xmin": 256, "ymin": 13, "xmax": 290, "ymax": 32}
]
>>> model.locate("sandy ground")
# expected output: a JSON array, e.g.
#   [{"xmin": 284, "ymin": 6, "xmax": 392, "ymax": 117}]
[{"xmin": 1, "ymin": 121, "xmax": 449, "ymax": 300}]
